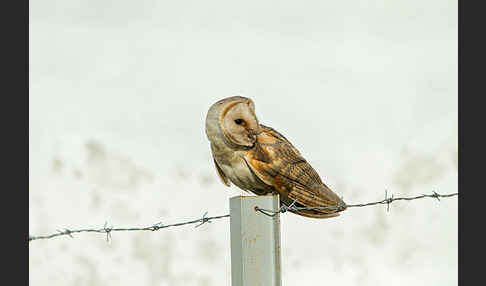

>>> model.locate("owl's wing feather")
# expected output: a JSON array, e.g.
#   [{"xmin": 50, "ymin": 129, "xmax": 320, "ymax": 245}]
[
  {"xmin": 213, "ymin": 158, "xmax": 231, "ymax": 187},
  {"xmin": 244, "ymin": 124, "xmax": 345, "ymax": 218}
]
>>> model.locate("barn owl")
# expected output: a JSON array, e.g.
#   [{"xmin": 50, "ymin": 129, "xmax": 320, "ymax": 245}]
[{"xmin": 205, "ymin": 96, "xmax": 346, "ymax": 218}]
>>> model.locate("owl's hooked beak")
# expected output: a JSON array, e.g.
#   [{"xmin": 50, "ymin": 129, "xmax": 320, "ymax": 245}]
[
  {"xmin": 249, "ymin": 127, "xmax": 262, "ymax": 136},
  {"xmin": 247, "ymin": 126, "xmax": 262, "ymax": 145}
]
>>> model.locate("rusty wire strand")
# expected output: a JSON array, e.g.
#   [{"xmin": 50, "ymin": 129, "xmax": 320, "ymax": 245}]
[{"xmin": 29, "ymin": 191, "xmax": 457, "ymax": 243}]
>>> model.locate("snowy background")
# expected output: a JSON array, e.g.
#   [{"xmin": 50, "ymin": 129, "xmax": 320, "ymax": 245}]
[{"xmin": 29, "ymin": 1, "xmax": 457, "ymax": 285}]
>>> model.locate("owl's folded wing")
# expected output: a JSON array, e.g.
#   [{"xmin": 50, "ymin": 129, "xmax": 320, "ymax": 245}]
[
  {"xmin": 244, "ymin": 124, "xmax": 344, "ymax": 217},
  {"xmin": 213, "ymin": 158, "xmax": 231, "ymax": 187}
]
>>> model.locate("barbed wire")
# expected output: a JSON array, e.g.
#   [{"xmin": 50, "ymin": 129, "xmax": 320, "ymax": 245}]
[
  {"xmin": 29, "ymin": 212, "xmax": 230, "ymax": 243},
  {"xmin": 255, "ymin": 191, "xmax": 459, "ymax": 216},
  {"xmin": 29, "ymin": 191, "xmax": 458, "ymax": 243}
]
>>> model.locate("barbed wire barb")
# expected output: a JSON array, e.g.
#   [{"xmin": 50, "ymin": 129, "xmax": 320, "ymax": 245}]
[
  {"xmin": 29, "ymin": 191, "xmax": 457, "ymax": 243},
  {"xmin": 195, "ymin": 212, "xmax": 211, "ymax": 228},
  {"xmin": 103, "ymin": 221, "xmax": 113, "ymax": 243},
  {"xmin": 150, "ymin": 222, "xmax": 163, "ymax": 231},
  {"xmin": 384, "ymin": 189, "xmax": 393, "ymax": 212}
]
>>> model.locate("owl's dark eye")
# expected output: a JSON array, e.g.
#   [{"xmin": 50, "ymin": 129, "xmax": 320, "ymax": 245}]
[{"xmin": 234, "ymin": 119, "xmax": 244, "ymax": 125}]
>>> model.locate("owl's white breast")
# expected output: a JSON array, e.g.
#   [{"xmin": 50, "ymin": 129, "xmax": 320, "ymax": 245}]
[{"xmin": 210, "ymin": 140, "xmax": 267, "ymax": 192}]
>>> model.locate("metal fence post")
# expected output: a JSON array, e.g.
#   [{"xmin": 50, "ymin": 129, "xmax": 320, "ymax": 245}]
[{"xmin": 230, "ymin": 194, "xmax": 282, "ymax": 286}]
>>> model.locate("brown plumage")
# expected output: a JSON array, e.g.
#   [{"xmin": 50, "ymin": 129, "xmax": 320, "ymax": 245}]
[{"xmin": 205, "ymin": 96, "xmax": 346, "ymax": 218}]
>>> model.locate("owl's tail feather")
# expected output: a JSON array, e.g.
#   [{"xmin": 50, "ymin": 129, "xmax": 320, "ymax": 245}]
[
  {"xmin": 281, "ymin": 184, "xmax": 347, "ymax": 219},
  {"xmin": 288, "ymin": 208, "xmax": 341, "ymax": 219}
]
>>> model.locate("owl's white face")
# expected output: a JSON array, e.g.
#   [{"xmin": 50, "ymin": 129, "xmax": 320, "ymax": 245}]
[{"xmin": 205, "ymin": 96, "xmax": 261, "ymax": 148}]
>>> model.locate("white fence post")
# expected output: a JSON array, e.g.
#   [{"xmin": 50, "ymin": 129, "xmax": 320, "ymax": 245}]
[{"xmin": 230, "ymin": 194, "xmax": 282, "ymax": 286}]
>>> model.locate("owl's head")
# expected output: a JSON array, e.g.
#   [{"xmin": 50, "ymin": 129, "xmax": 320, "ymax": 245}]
[{"xmin": 206, "ymin": 96, "xmax": 261, "ymax": 148}]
